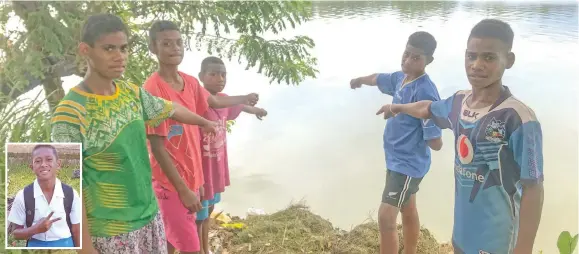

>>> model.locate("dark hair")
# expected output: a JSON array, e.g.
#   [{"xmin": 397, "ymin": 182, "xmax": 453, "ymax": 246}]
[
  {"xmin": 468, "ymin": 19, "xmax": 514, "ymax": 50},
  {"xmin": 32, "ymin": 145, "xmax": 58, "ymax": 159},
  {"xmin": 81, "ymin": 14, "xmax": 129, "ymax": 46},
  {"xmin": 200, "ymin": 56, "xmax": 225, "ymax": 74},
  {"xmin": 148, "ymin": 20, "xmax": 180, "ymax": 45},
  {"xmin": 407, "ymin": 31, "xmax": 437, "ymax": 56}
]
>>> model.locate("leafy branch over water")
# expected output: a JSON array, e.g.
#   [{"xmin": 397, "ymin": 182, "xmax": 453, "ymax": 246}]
[{"xmin": 0, "ymin": 1, "xmax": 318, "ymax": 110}]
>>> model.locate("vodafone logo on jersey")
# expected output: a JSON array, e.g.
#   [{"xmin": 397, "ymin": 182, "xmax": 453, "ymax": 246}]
[{"xmin": 457, "ymin": 134, "xmax": 474, "ymax": 164}]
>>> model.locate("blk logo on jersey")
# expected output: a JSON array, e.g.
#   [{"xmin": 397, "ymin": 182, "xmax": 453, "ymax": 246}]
[
  {"xmin": 463, "ymin": 109, "xmax": 479, "ymax": 119},
  {"xmin": 457, "ymin": 134, "xmax": 474, "ymax": 164}
]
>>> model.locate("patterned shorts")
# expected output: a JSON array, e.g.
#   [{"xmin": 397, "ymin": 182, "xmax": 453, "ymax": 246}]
[{"xmin": 92, "ymin": 212, "xmax": 167, "ymax": 254}]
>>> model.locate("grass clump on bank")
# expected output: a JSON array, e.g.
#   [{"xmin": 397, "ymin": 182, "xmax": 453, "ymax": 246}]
[{"xmin": 212, "ymin": 203, "xmax": 453, "ymax": 254}]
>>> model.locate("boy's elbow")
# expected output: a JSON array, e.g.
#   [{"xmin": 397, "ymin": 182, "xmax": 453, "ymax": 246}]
[
  {"xmin": 428, "ymin": 138, "xmax": 443, "ymax": 151},
  {"xmin": 13, "ymin": 234, "xmax": 26, "ymax": 240}
]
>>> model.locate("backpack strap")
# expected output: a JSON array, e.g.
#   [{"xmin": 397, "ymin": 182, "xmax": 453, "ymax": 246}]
[
  {"xmin": 23, "ymin": 184, "xmax": 35, "ymax": 228},
  {"xmin": 61, "ymin": 183, "xmax": 74, "ymax": 236},
  {"xmin": 23, "ymin": 183, "xmax": 35, "ymax": 247}
]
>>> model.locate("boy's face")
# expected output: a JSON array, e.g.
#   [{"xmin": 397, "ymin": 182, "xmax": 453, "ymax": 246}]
[
  {"xmin": 465, "ymin": 37, "xmax": 515, "ymax": 89},
  {"xmin": 401, "ymin": 44, "xmax": 431, "ymax": 76},
  {"xmin": 151, "ymin": 30, "xmax": 184, "ymax": 66},
  {"xmin": 31, "ymin": 147, "xmax": 60, "ymax": 181},
  {"xmin": 200, "ymin": 63, "xmax": 227, "ymax": 94},
  {"xmin": 79, "ymin": 31, "xmax": 129, "ymax": 80}
]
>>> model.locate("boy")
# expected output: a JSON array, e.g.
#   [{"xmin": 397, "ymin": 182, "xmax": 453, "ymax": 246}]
[
  {"xmin": 349, "ymin": 31, "xmax": 443, "ymax": 254},
  {"xmin": 51, "ymin": 14, "xmax": 219, "ymax": 254},
  {"xmin": 143, "ymin": 20, "xmax": 259, "ymax": 254},
  {"xmin": 195, "ymin": 56, "xmax": 268, "ymax": 254},
  {"xmin": 376, "ymin": 19, "xmax": 543, "ymax": 254},
  {"xmin": 8, "ymin": 144, "xmax": 81, "ymax": 248}
]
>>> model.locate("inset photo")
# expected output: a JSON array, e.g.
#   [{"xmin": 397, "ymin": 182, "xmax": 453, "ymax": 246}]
[{"xmin": 5, "ymin": 143, "xmax": 82, "ymax": 250}]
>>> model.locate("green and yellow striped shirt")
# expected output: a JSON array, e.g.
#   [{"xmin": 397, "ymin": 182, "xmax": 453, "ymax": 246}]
[{"xmin": 51, "ymin": 80, "xmax": 174, "ymax": 237}]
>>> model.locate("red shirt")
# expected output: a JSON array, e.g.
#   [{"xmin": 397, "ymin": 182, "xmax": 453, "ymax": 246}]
[{"xmin": 144, "ymin": 72, "xmax": 209, "ymax": 192}]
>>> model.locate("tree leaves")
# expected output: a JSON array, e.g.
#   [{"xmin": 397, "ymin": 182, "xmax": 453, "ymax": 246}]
[
  {"xmin": 0, "ymin": 0, "xmax": 318, "ymax": 105},
  {"xmin": 558, "ymin": 231, "xmax": 579, "ymax": 254}
]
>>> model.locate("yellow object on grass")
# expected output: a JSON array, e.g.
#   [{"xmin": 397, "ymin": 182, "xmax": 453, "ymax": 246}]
[
  {"xmin": 221, "ymin": 222, "xmax": 246, "ymax": 229},
  {"xmin": 210, "ymin": 211, "xmax": 246, "ymax": 229},
  {"xmin": 210, "ymin": 210, "xmax": 232, "ymax": 224}
]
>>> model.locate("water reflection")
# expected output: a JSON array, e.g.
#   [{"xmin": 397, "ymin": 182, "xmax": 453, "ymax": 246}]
[
  {"xmin": 312, "ymin": 1, "xmax": 578, "ymax": 42},
  {"xmin": 312, "ymin": 1, "xmax": 459, "ymax": 23}
]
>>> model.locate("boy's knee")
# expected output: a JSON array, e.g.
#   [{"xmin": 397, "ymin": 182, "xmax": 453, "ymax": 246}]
[
  {"xmin": 401, "ymin": 204, "xmax": 417, "ymax": 215},
  {"xmin": 378, "ymin": 203, "xmax": 399, "ymax": 231}
]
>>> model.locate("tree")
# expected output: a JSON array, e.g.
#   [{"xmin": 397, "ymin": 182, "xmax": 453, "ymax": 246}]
[{"xmin": 0, "ymin": 1, "xmax": 318, "ymax": 110}]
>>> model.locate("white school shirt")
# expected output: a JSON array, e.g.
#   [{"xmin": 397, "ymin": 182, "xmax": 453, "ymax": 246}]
[{"xmin": 8, "ymin": 178, "xmax": 81, "ymax": 241}]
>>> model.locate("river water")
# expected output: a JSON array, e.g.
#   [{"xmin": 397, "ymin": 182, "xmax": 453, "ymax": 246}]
[{"xmin": 25, "ymin": 1, "xmax": 579, "ymax": 253}]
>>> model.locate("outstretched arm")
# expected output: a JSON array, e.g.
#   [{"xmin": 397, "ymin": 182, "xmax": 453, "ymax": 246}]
[
  {"xmin": 350, "ymin": 72, "xmax": 404, "ymax": 96},
  {"xmin": 377, "ymin": 101, "xmax": 443, "ymax": 151},
  {"xmin": 376, "ymin": 93, "xmax": 457, "ymax": 131},
  {"xmin": 242, "ymin": 105, "xmax": 268, "ymax": 120},
  {"xmin": 140, "ymin": 87, "xmax": 216, "ymax": 133},
  {"xmin": 171, "ymin": 102, "xmax": 215, "ymax": 128},
  {"xmin": 208, "ymin": 93, "xmax": 258, "ymax": 108},
  {"xmin": 415, "ymin": 85, "xmax": 443, "ymax": 151},
  {"xmin": 377, "ymin": 100, "xmax": 434, "ymax": 120},
  {"xmin": 350, "ymin": 74, "xmax": 379, "ymax": 87}
]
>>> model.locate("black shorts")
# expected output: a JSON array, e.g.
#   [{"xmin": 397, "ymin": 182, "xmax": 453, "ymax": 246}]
[{"xmin": 381, "ymin": 169, "xmax": 423, "ymax": 208}]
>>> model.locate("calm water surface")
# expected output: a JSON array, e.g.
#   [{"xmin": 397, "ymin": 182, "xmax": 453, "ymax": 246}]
[{"xmin": 44, "ymin": 1, "xmax": 578, "ymax": 253}]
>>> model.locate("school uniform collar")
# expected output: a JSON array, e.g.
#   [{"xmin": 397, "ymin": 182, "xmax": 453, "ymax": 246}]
[{"xmin": 33, "ymin": 178, "xmax": 64, "ymax": 199}]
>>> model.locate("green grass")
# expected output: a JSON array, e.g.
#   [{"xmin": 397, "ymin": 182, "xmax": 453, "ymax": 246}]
[
  {"xmin": 5, "ymin": 164, "xmax": 80, "ymax": 252},
  {"xmin": 7, "ymin": 165, "xmax": 80, "ymax": 197}
]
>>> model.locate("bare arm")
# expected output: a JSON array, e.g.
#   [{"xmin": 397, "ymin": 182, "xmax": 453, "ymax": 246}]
[
  {"xmin": 79, "ymin": 200, "xmax": 97, "ymax": 254},
  {"xmin": 514, "ymin": 183, "xmax": 544, "ymax": 254},
  {"xmin": 148, "ymin": 135, "xmax": 190, "ymax": 194},
  {"xmin": 12, "ymin": 212, "xmax": 60, "ymax": 240},
  {"xmin": 243, "ymin": 105, "xmax": 267, "ymax": 120},
  {"xmin": 11, "ymin": 224, "xmax": 39, "ymax": 240},
  {"xmin": 242, "ymin": 105, "xmax": 259, "ymax": 114},
  {"xmin": 350, "ymin": 73, "xmax": 379, "ymax": 88},
  {"xmin": 72, "ymin": 223, "xmax": 80, "ymax": 247},
  {"xmin": 379, "ymin": 100, "xmax": 433, "ymax": 120},
  {"xmin": 208, "ymin": 94, "xmax": 255, "ymax": 108},
  {"xmin": 170, "ymin": 102, "xmax": 213, "ymax": 126}
]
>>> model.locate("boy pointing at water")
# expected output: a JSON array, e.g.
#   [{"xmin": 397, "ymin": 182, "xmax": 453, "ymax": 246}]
[{"xmin": 350, "ymin": 31, "xmax": 443, "ymax": 254}]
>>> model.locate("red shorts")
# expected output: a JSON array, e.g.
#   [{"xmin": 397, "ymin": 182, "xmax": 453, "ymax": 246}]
[{"xmin": 154, "ymin": 181, "xmax": 200, "ymax": 252}]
